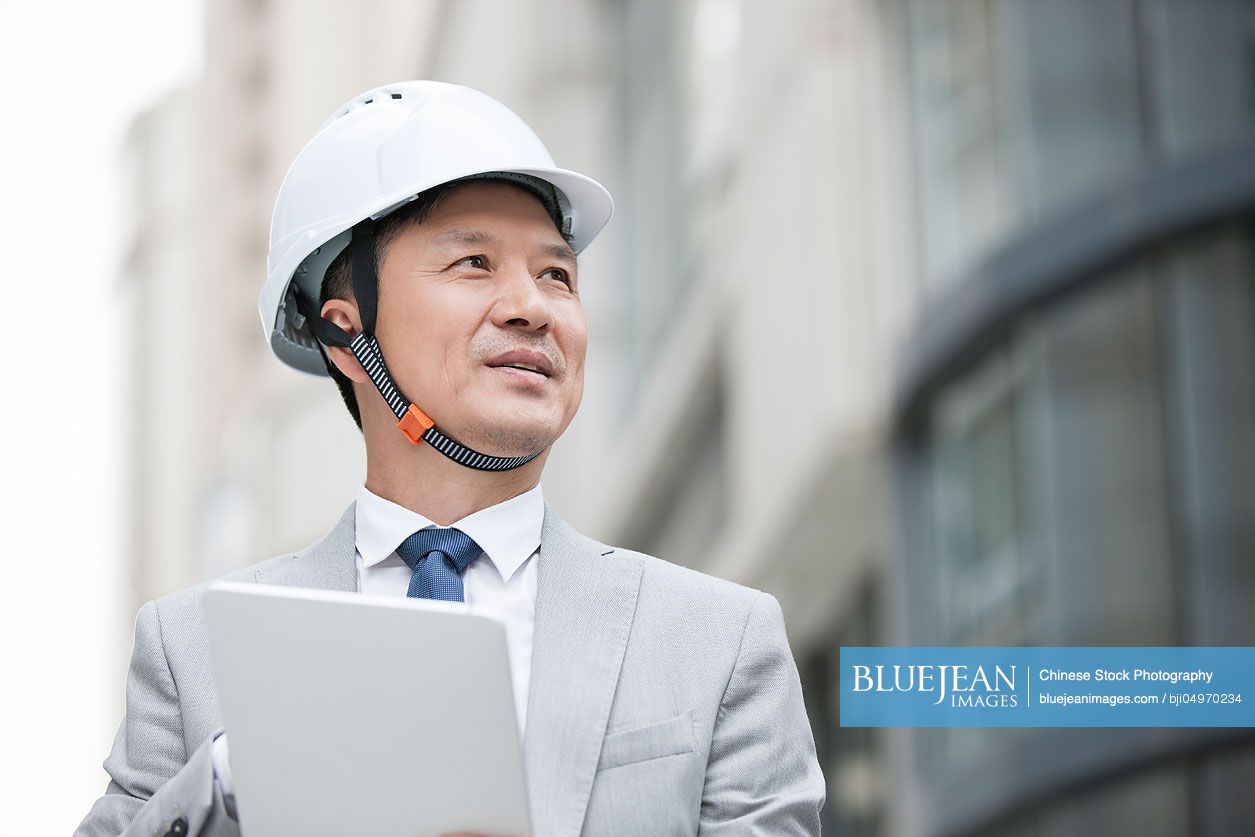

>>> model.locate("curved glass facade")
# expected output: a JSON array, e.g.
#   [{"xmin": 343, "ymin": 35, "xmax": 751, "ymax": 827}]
[
  {"xmin": 903, "ymin": 0, "xmax": 1255, "ymax": 295},
  {"xmin": 900, "ymin": 225, "xmax": 1255, "ymax": 834},
  {"xmin": 892, "ymin": 0, "xmax": 1255, "ymax": 833}
]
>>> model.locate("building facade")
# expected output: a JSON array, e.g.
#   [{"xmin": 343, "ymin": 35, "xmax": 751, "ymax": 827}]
[{"xmin": 880, "ymin": 1, "xmax": 1255, "ymax": 834}]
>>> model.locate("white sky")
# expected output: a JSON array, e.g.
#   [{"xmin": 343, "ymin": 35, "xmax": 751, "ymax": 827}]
[{"xmin": 0, "ymin": 1, "xmax": 201, "ymax": 832}]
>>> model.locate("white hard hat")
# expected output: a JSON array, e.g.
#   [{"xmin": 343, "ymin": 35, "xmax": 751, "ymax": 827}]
[{"xmin": 260, "ymin": 80, "xmax": 614, "ymax": 376}]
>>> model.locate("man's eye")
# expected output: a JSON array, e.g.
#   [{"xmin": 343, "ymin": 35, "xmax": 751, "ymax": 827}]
[
  {"xmin": 544, "ymin": 268, "xmax": 571, "ymax": 286},
  {"xmin": 457, "ymin": 255, "xmax": 487, "ymax": 269}
]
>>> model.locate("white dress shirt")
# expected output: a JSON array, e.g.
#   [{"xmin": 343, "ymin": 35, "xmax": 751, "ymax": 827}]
[
  {"xmin": 354, "ymin": 482, "xmax": 543, "ymax": 734},
  {"xmin": 213, "ymin": 484, "xmax": 544, "ymax": 808}
]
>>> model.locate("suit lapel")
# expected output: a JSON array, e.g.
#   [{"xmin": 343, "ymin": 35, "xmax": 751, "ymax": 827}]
[
  {"xmin": 256, "ymin": 503, "xmax": 359, "ymax": 592},
  {"xmin": 525, "ymin": 505, "xmax": 643, "ymax": 837}
]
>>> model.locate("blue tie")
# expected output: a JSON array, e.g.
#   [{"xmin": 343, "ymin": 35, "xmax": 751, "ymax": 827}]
[{"xmin": 396, "ymin": 527, "xmax": 483, "ymax": 602}]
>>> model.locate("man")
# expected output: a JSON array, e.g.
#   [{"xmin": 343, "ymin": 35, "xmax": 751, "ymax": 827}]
[{"xmin": 79, "ymin": 81, "xmax": 824, "ymax": 837}]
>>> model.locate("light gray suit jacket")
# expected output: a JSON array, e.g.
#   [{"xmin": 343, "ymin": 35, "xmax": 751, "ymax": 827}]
[{"xmin": 78, "ymin": 504, "xmax": 824, "ymax": 836}]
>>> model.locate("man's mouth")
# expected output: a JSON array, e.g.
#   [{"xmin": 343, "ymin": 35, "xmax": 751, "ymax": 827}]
[
  {"xmin": 485, "ymin": 349, "xmax": 556, "ymax": 380},
  {"xmin": 498, "ymin": 362, "xmax": 545, "ymax": 374}
]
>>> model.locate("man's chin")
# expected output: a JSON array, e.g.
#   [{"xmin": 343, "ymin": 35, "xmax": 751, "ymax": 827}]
[{"xmin": 451, "ymin": 418, "xmax": 560, "ymax": 459}]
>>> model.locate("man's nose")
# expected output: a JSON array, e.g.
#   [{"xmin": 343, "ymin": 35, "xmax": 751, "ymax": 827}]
[{"xmin": 491, "ymin": 263, "xmax": 550, "ymax": 331}]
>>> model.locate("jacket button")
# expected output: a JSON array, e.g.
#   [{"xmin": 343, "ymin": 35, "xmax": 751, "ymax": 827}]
[{"xmin": 164, "ymin": 816, "xmax": 188, "ymax": 837}]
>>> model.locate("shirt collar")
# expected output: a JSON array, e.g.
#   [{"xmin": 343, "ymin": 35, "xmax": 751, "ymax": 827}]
[{"xmin": 355, "ymin": 483, "xmax": 544, "ymax": 583}]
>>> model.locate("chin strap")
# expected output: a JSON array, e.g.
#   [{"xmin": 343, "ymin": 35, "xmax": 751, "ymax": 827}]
[{"xmin": 296, "ymin": 220, "xmax": 543, "ymax": 472}]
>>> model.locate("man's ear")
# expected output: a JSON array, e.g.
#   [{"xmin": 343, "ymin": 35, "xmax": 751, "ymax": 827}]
[{"xmin": 320, "ymin": 298, "xmax": 370, "ymax": 384}]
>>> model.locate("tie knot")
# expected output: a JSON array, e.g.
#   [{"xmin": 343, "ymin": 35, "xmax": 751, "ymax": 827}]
[{"xmin": 396, "ymin": 527, "xmax": 483, "ymax": 575}]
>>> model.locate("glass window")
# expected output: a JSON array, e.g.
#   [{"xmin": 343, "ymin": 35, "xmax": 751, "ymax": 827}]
[
  {"xmin": 1035, "ymin": 763, "xmax": 1190, "ymax": 837},
  {"xmin": 911, "ymin": 349, "xmax": 1038, "ymax": 783},
  {"xmin": 613, "ymin": 0, "xmax": 688, "ymax": 402},
  {"xmin": 1198, "ymin": 743, "xmax": 1255, "ymax": 834},
  {"xmin": 925, "ymin": 350, "xmax": 1035, "ymax": 645},
  {"xmin": 903, "ymin": 0, "xmax": 1152, "ymax": 295},
  {"xmin": 1000, "ymin": 0, "xmax": 1145, "ymax": 220},
  {"xmin": 1144, "ymin": 0, "xmax": 1255, "ymax": 159},
  {"xmin": 906, "ymin": 0, "xmax": 1017, "ymax": 293},
  {"xmin": 1013, "ymin": 270, "xmax": 1179, "ymax": 645},
  {"xmin": 1162, "ymin": 226, "xmax": 1255, "ymax": 645},
  {"xmin": 685, "ymin": 0, "xmax": 742, "ymax": 174},
  {"xmin": 908, "ymin": 274, "xmax": 1185, "ymax": 652}
]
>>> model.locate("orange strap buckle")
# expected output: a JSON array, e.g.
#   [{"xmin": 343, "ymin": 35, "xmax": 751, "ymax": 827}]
[{"xmin": 396, "ymin": 403, "xmax": 435, "ymax": 445}]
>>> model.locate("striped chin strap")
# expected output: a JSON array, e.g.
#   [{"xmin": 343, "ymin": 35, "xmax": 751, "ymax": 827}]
[{"xmin": 299, "ymin": 219, "xmax": 543, "ymax": 473}]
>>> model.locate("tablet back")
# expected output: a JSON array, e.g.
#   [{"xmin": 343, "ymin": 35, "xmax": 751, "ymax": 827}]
[{"xmin": 204, "ymin": 582, "xmax": 532, "ymax": 837}]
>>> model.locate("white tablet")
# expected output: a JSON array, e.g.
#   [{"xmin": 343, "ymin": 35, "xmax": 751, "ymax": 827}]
[{"xmin": 203, "ymin": 582, "xmax": 532, "ymax": 837}]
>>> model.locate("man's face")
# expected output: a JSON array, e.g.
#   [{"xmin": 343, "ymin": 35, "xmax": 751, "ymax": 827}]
[{"xmin": 373, "ymin": 181, "xmax": 587, "ymax": 456}]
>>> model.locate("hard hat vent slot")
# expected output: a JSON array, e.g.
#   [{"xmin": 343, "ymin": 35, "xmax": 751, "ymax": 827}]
[{"xmin": 391, "ymin": 93, "xmax": 402, "ymax": 99}]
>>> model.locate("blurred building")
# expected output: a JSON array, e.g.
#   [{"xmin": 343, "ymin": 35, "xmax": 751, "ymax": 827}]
[
  {"xmin": 122, "ymin": 0, "xmax": 1255, "ymax": 835},
  {"xmin": 881, "ymin": 2, "xmax": 1255, "ymax": 835}
]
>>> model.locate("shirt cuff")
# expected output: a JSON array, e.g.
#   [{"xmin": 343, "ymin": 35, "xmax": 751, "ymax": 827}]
[{"xmin": 211, "ymin": 730, "xmax": 239, "ymax": 821}]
